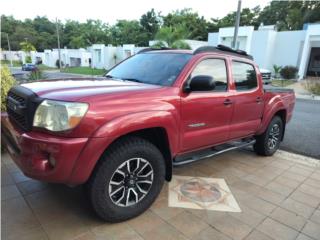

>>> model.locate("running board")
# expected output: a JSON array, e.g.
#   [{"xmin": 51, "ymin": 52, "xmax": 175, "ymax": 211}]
[{"xmin": 173, "ymin": 139, "xmax": 256, "ymax": 166}]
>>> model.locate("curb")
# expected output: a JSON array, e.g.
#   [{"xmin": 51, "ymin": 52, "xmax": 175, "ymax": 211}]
[
  {"xmin": 295, "ymin": 94, "xmax": 320, "ymax": 101},
  {"xmin": 276, "ymin": 150, "xmax": 320, "ymax": 168}
]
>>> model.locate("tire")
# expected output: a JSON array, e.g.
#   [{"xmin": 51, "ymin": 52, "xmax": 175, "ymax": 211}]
[
  {"xmin": 254, "ymin": 116, "xmax": 283, "ymax": 156},
  {"xmin": 87, "ymin": 136, "xmax": 165, "ymax": 222}
]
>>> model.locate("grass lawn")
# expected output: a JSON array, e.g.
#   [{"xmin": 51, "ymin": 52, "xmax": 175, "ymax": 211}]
[
  {"xmin": 1, "ymin": 60, "xmax": 22, "ymax": 67},
  {"xmin": 62, "ymin": 67, "xmax": 106, "ymax": 75},
  {"xmin": 271, "ymin": 79, "xmax": 296, "ymax": 87}
]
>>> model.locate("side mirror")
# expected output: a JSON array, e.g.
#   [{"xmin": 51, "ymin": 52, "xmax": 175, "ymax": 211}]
[{"xmin": 184, "ymin": 75, "xmax": 215, "ymax": 92}]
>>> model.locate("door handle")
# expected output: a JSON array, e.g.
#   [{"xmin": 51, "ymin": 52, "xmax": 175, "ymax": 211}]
[
  {"xmin": 223, "ymin": 99, "xmax": 233, "ymax": 106},
  {"xmin": 256, "ymin": 97, "xmax": 263, "ymax": 103}
]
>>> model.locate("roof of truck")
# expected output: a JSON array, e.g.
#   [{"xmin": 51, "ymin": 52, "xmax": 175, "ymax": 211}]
[{"xmin": 138, "ymin": 45, "xmax": 253, "ymax": 60}]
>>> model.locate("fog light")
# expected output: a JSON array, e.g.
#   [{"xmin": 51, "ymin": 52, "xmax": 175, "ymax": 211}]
[{"xmin": 48, "ymin": 155, "xmax": 56, "ymax": 168}]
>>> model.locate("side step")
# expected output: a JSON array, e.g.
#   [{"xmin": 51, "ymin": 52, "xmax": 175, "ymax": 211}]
[{"xmin": 173, "ymin": 139, "xmax": 256, "ymax": 166}]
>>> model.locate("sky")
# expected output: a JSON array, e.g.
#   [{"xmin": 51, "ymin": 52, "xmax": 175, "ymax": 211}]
[{"xmin": 2, "ymin": 0, "xmax": 270, "ymax": 24}]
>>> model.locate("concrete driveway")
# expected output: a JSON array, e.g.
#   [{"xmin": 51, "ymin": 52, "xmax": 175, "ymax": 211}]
[{"xmin": 2, "ymin": 150, "xmax": 320, "ymax": 240}]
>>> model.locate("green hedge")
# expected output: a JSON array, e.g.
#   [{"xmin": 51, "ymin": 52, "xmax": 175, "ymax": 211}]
[{"xmin": 1, "ymin": 65, "xmax": 16, "ymax": 111}]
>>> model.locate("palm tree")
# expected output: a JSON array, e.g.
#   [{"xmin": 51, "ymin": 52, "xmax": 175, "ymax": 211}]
[
  {"xmin": 20, "ymin": 40, "xmax": 36, "ymax": 63},
  {"xmin": 153, "ymin": 25, "xmax": 191, "ymax": 50}
]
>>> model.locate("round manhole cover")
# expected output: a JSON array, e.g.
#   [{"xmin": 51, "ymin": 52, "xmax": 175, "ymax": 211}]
[{"xmin": 180, "ymin": 179, "xmax": 222, "ymax": 202}]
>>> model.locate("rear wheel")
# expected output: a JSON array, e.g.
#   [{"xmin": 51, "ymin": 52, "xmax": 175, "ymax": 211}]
[
  {"xmin": 254, "ymin": 116, "xmax": 283, "ymax": 156},
  {"xmin": 87, "ymin": 136, "xmax": 165, "ymax": 222}
]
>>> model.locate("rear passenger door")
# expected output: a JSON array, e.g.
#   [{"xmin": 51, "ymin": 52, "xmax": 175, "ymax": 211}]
[{"xmin": 229, "ymin": 60, "xmax": 264, "ymax": 140}]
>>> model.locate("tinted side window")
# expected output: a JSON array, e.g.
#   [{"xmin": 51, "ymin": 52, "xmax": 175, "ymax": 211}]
[
  {"xmin": 191, "ymin": 59, "xmax": 228, "ymax": 91},
  {"xmin": 232, "ymin": 61, "xmax": 257, "ymax": 90}
]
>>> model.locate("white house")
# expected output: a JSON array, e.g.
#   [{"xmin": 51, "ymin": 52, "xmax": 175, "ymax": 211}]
[
  {"xmin": 31, "ymin": 48, "xmax": 92, "ymax": 68},
  {"xmin": 1, "ymin": 50, "xmax": 26, "ymax": 63},
  {"xmin": 208, "ymin": 23, "xmax": 320, "ymax": 79},
  {"xmin": 88, "ymin": 44, "xmax": 146, "ymax": 70}
]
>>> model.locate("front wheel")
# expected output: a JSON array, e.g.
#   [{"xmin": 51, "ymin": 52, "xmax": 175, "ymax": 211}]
[
  {"xmin": 254, "ymin": 116, "xmax": 283, "ymax": 156},
  {"xmin": 87, "ymin": 136, "xmax": 165, "ymax": 222}
]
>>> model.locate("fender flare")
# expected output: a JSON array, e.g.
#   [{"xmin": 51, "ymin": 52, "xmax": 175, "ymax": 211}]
[
  {"xmin": 68, "ymin": 111, "xmax": 179, "ymax": 184},
  {"xmin": 257, "ymin": 96, "xmax": 286, "ymax": 135}
]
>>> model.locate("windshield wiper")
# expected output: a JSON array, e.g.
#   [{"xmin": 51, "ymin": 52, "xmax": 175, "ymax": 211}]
[
  {"xmin": 105, "ymin": 74, "xmax": 115, "ymax": 79},
  {"xmin": 120, "ymin": 78, "xmax": 144, "ymax": 83}
]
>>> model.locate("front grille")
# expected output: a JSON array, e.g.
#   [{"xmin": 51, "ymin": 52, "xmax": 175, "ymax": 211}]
[
  {"xmin": 262, "ymin": 73, "xmax": 271, "ymax": 80},
  {"xmin": 7, "ymin": 91, "xmax": 26, "ymax": 105},
  {"xmin": 7, "ymin": 108, "xmax": 28, "ymax": 128},
  {"xmin": 6, "ymin": 86, "xmax": 40, "ymax": 131}
]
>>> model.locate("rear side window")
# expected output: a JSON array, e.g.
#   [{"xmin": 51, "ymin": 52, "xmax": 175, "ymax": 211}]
[
  {"xmin": 191, "ymin": 59, "xmax": 228, "ymax": 91},
  {"xmin": 232, "ymin": 61, "xmax": 257, "ymax": 91}
]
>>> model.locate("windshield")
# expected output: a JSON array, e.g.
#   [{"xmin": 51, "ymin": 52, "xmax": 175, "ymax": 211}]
[{"xmin": 106, "ymin": 52, "xmax": 192, "ymax": 86}]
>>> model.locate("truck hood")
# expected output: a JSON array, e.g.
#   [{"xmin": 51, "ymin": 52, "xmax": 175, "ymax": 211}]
[{"xmin": 21, "ymin": 78, "xmax": 161, "ymax": 101}]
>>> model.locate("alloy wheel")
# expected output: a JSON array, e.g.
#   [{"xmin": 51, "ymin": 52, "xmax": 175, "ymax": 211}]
[
  {"xmin": 267, "ymin": 123, "xmax": 280, "ymax": 150},
  {"xmin": 108, "ymin": 158, "xmax": 154, "ymax": 207}
]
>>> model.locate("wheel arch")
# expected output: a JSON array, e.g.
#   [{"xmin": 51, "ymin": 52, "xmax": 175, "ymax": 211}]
[{"xmin": 94, "ymin": 127, "xmax": 173, "ymax": 181}]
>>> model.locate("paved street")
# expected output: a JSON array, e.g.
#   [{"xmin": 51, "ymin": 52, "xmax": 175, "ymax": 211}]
[{"xmin": 281, "ymin": 99, "xmax": 320, "ymax": 159}]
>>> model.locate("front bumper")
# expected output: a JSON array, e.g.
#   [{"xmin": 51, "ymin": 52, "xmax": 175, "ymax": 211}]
[{"xmin": 1, "ymin": 113, "xmax": 89, "ymax": 184}]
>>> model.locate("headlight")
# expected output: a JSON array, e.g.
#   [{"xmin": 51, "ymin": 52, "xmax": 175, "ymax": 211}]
[{"xmin": 33, "ymin": 100, "xmax": 88, "ymax": 132}]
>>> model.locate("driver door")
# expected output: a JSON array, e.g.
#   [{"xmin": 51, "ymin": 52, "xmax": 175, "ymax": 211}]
[{"xmin": 180, "ymin": 58, "xmax": 234, "ymax": 152}]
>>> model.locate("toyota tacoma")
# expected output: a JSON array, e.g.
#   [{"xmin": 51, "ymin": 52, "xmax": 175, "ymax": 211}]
[{"xmin": 1, "ymin": 45, "xmax": 295, "ymax": 222}]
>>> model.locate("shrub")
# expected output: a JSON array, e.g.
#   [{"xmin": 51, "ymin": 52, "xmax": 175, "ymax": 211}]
[
  {"xmin": 273, "ymin": 64, "xmax": 282, "ymax": 78},
  {"xmin": 304, "ymin": 79, "xmax": 320, "ymax": 95},
  {"xmin": 1, "ymin": 65, "xmax": 16, "ymax": 111},
  {"xmin": 171, "ymin": 40, "xmax": 191, "ymax": 50},
  {"xmin": 25, "ymin": 55, "xmax": 32, "ymax": 63},
  {"xmin": 280, "ymin": 66, "xmax": 298, "ymax": 79},
  {"xmin": 28, "ymin": 69, "xmax": 47, "ymax": 81}
]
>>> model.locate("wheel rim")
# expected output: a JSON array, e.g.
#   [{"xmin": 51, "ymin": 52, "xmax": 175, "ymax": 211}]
[
  {"xmin": 267, "ymin": 123, "xmax": 280, "ymax": 150},
  {"xmin": 108, "ymin": 158, "xmax": 154, "ymax": 207}
]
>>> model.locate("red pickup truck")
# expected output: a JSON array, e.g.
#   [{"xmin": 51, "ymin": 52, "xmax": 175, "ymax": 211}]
[{"xmin": 2, "ymin": 45, "xmax": 295, "ymax": 222}]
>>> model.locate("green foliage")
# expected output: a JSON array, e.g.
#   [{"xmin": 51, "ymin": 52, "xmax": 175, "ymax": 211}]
[
  {"xmin": 110, "ymin": 20, "xmax": 147, "ymax": 46},
  {"xmin": 155, "ymin": 25, "xmax": 189, "ymax": 47},
  {"xmin": 28, "ymin": 69, "xmax": 47, "ymax": 81},
  {"xmin": 1, "ymin": 60, "xmax": 22, "ymax": 67},
  {"xmin": 1, "ymin": 65, "xmax": 16, "ymax": 111},
  {"xmin": 163, "ymin": 9, "xmax": 209, "ymax": 40},
  {"xmin": 257, "ymin": 1, "xmax": 320, "ymax": 30},
  {"xmin": 140, "ymin": 9, "xmax": 161, "ymax": 42},
  {"xmin": 171, "ymin": 40, "xmax": 191, "ymax": 50},
  {"xmin": 273, "ymin": 64, "xmax": 282, "ymax": 78},
  {"xmin": 280, "ymin": 66, "xmax": 298, "ymax": 79},
  {"xmin": 151, "ymin": 41, "xmax": 167, "ymax": 49},
  {"xmin": 25, "ymin": 56, "xmax": 32, "ymax": 63},
  {"xmin": 1, "ymin": 2, "xmax": 320, "ymax": 50},
  {"xmin": 271, "ymin": 79, "xmax": 295, "ymax": 87},
  {"xmin": 304, "ymin": 80, "xmax": 320, "ymax": 95},
  {"xmin": 62, "ymin": 67, "xmax": 106, "ymax": 75},
  {"xmin": 20, "ymin": 41, "xmax": 36, "ymax": 52}
]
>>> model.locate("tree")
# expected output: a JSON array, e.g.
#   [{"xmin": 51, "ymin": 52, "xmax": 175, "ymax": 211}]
[
  {"xmin": 257, "ymin": 1, "xmax": 320, "ymax": 30},
  {"xmin": 163, "ymin": 9, "xmax": 209, "ymax": 40},
  {"xmin": 20, "ymin": 40, "xmax": 36, "ymax": 52},
  {"xmin": 154, "ymin": 25, "xmax": 191, "ymax": 49},
  {"xmin": 140, "ymin": 9, "xmax": 161, "ymax": 43},
  {"xmin": 110, "ymin": 20, "xmax": 147, "ymax": 46},
  {"xmin": 20, "ymin": 40, "xmax": 36, "ymax": 63}
]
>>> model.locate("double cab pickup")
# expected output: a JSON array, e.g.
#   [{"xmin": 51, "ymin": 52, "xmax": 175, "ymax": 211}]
[{"xmin": 2, "ymin": 45, "xmax": 295, "ymax": 222}]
